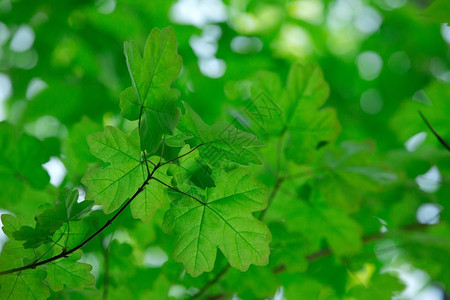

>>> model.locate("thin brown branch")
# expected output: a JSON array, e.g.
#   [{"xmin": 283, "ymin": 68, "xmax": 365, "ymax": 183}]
[
  {"xmin": 0, "ymin": 165, "xmax": 159, "ymax": 276},
  {"xmin": 258, "ymin": 177, "xmax": 284, "ymax": 220},
  {"xmin": 160, "ymin": 143, "xmax": 204, "ymax": 166},
  {"xmin": 151, "ymin": 177, "xmax": 207, "ymax": 206},
  {"xmin": 192, "ymin": 265, "xmax": 230, "ymax": 300},
  {"xmin": 419, "ymin": 110, "xmax": 450, "ymax": 152}
]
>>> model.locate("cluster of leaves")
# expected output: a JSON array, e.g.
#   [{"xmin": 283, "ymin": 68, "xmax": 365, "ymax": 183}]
[
  {"xmin": 0, "ymin": 0, "xmax": 449, "ymax": 299},
  {"xmin": 0, "ymin": 27, "xmax": 274, "ymax": 298}
]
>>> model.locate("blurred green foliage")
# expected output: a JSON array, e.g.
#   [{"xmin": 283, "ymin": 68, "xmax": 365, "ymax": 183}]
[{"xmin": 0, "ymin": 0, "xmax": 449, "ymax": 299}]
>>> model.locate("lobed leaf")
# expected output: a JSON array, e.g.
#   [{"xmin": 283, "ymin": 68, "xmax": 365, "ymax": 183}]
[
  {"xmin": 120, "ymin": 27, "xmax": 182, "ymax": 153},
  {"xmin": 163, "ymin": 169, "xmax": 270, "ymax": 276},
  {"xmin": 82, "ymin": 126, "xmax": 168, "ymax": 221}
]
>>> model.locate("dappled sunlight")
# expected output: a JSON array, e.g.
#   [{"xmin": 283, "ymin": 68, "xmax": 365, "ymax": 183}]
[
  {"xmin": 415, "ymin": 166, "xmax": 441, "ymax": 194},
  {"xmin": 0, "ymin": 73, "xmax": 11, "ymax": 121},
  {"xmin": 42, "ymin": 157, "xmax": 67, "ymax": 187},
  {"xmin": 143, "ymin": 246, "xmax": 168, "ymax": 268},
  {"xmin": 416, "ymin": 203, "xmax": 442, "ymax": 225},
  {"xmin": 0, "ymin": 0, "xmax": 448, "ymax": 299},
  {"xmin": 404, "ymin": 132, "xmax": 427, "ymax": 152},
  {"xmin": 170, "ymin": 0, "xmax": 227, "ymax": 28},
  {"xmin": 356, "ymin": 51, "xmax": 383, "ymax": 81},
  {"xmin": 9, "ymin": 24, "xmax": 34, "ymax": 52},
  {"xmin": 360, "ymin": 88, "xmax": 383, "ymax": 114}
]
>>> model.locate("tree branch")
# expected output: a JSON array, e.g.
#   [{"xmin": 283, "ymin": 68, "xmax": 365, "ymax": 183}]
[
  {"xmin": 191, "ymin": 265, "xmax": 230, "ymax": 300},
  {"xmin": 160, "ymin": 143, "xmax": 204, "ymax": 166},
  {"xmin": 0, "ymin": 164, "xmax": 160, "ymax": 276},
  {"xmin": 151, "ymin": 177, "xmax": 207, "ymax": 206},
  {"xmin": 419, "ymin": 110, "xmax": 450, "ymax": 152}
]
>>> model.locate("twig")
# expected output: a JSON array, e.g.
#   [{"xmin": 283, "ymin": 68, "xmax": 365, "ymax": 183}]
[
  {"xmin": 258, "ymin": 177, "xmax": 284, "ymax": 220},
  {"xmin": 0, "ymin": 165, "xmax": 159, "ymax": 276},
  {"xmin": 151, "ymin": 177, "xmax": 207, "ymax": 206},
  {"xmin": 191, "ymin": 265, "xmax": 230, "ymax": 300},
  {"xmin": 160, "ymin": 144, "xmax": 204, "ymax": 166},
  {"xmin": 419, "ymin": 110, "xmax": 450, "ymax": 151}
]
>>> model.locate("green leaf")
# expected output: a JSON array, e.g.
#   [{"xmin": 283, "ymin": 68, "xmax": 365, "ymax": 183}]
[
  {"xmin": 12, "ymin": 189, "xmax": 93, "ymax": 249},
  {"xmin": 268, "ymin": 222, "xmax": 309, "ymax": 273},
  {"xmin": 52, "ymin": 221, "xmax": 91, "ymax": 249},
  {"xmin": 120, "ymin": 27, "xmax": 182, "ymax": 153},
  {"xmin": 81, "ymin": 126, "xmax": 168, "ymax": 221},
  {"xmin": 251, "ymin": 63, "xmax": 340, "ymax": 163},
  {"xmin": 63, "ymin": 116, "xmax": 102, "ymax": 181},
  {"xmin": 163, "ymin": 169, "xmax": 270, "ymax": 276},
  {"xmin": 164, "ymin": 128, "xmax": 193, "ymax": 147},
  {"xmin": 178, "ymin": 103, "xmax": 263, "ymax": 166},
  {"xmin": 169, "ymin": 144, "xmax": 215, "ymax": 189},
  {"xmin": 346, "ymin": 272, "xmax": 404, "ymax": 299},
  {"xmin": 423, "ymin": 0, "xmax": 450, "ymax": 23},
  {"xmin": 45, "ymin": 251, "xmax": 95, "ymax": 291},
  {"xmin": 13, "ymin": 226, "xmax": 53, "ymax": 249},
  {"xmin": 36, "ymin": 189, "xmax": 93, "ymax": 232},
  {"xmin": 312, "ymin": 141, "xmax": 395, "ymax": 212},
  {"xmin": 267, "ymin": 191, "xmax": 362, "ymax": 256},
  {"xmin": 0, "ymin": 215, "xmax": 35, "ymax": 267},
  {"xmin": 0, "ymin": 122, "xmax": 51, "ymax": 206},
  {"xmin": 297, "ymin": 201, "xmax": 363, "ymax": 256},
  {"xmin": 0, "ymin": 269, "xmax": 50, "ymax": 300}
]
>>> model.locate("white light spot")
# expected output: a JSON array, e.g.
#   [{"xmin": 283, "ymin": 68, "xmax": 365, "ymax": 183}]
[
  {"xmin": 287, "ymin": 0, "xmax": 324, "ymax": 24},
  {"xmin": 25, "ymin": 115, "xmax": 68, "ymax": 139},
  {"xmin": 168, "ymin": 285, "xmax": 187, "ymax": 298},
  {"xmin": 170, "ymin": 0, "xmax": 227, "ymax": 28},
  {"xmin": 404, "ymin": 132, "xmax": 427, "ymax": 152},
  {"xmin": 356, "ymin": 51, "xmax": 383, "ymax": 80},
  {"xmin": 416, "ymin": 203, "xmax": 442, "ymax": 225},
  {"xmin": 0, "ymin": 73, "xmax": 12, "ymax": 102},
  {"xmin": 230, "ymin": 36, "xmax": 263, "ymax": 54},
  {"xmin": 414, "ymin": 285, "xmax": 444, "ymax": 300},
  {"xmin": 429, "ymin": 57, "xmax": 450, "ymax": 82},
  {"xmin": 143, "ymin": 246, "xmax": 168, "ymax": 268},
  {"xmin": 412, "ymin": 89, "xmax": 432, "ymax": 106},
  {"xmin": 273, "ymin": 286, "xmax": 286, "ymax": 300},
  {"xmin": 388, "ymin": 51, "xmax": 411, "ymax": 75},
  {"xmin": 440, "ymin": 23, "xmax": 450, "ymax": 44},
  {"xmin": 42, "ymin": 157, "xmax": 67, "ymax": 187},
  {"xmin": 10, "ymin": 25, "xmax": 35, "ymax": 52},
  {"xmin": 375, "ymin": 239, "xmax": 399, "ymax": 263},
  {"xmin": 275, "ymin": 24, "xmax": 314, "ymax": 58},
  {"xmin": 26, "ymin": 78, "xmax": 47, "ymax": 100},
  {"xmin": 189, "ymin": 25, "xmax": 221, "ymax": 58},
  {"xmin": 76, "ymin": 187, "xmax": 86, "ymax": 203},
  {"xmin": 79, "ymin": 253, "xmax": 101, "ymax": 279},
  {"xmin": 96, "ymin": 0, "xmax": 116, "ymax": 14},
  {"xmin": 198, "ymin": 57, "xmax": 226, "ymax": 78},
  {"xmin": 0, "ymin": 73, "xmax": 12, "ymax": 122},
  {"xmin": 354, "ymin": 6, "xmax": 382, "ymax": 34},
  {"xmin": 387, "ymin": 264, "xmax": 430, "ymax": 299},
  {"xmin": 0, "ymin": 209, "xmax": 13, "ymax": 252},
  {"xmin": 0, "ymin": 22, "xmax": 10, "ymax": 47},
  {"xmin": 92, "ymin": 205, "xmax": 103, "ymax": 211},
  {"xmin": 416, "ymin": 166, "xmax": 441, "ymax": 193},
  {"xmin": 360, "ymin": 88, "xmax": 383, "ymax": 114}
]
